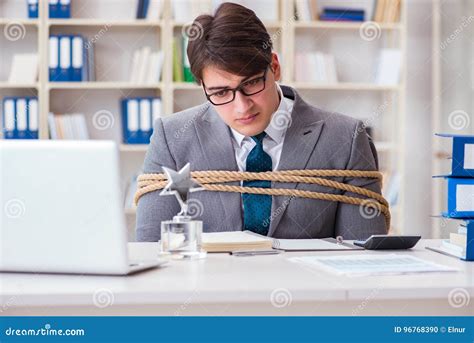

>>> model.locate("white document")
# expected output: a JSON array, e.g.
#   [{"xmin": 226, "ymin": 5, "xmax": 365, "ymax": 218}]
[
  {"xmin": 456, "ymin": 184, "xmax": 474, "ymax": 212},
  {"xmin": 375, "ymin": 49, "xmax": 401, "ymax": 85},
  {"xmin": 272, "ymin": 238, "xmax": 359, "ymax": 251},
  {"xmin": 8, "ymin": 54, "xmax": 38, "ymax": 84},
  {"xmin": 288, "ymin": 254, "xmax": 457, "ymax": 276},
  {"xmin": 464, "ymin": 144, "xmax": 474, "ymax": 169}
]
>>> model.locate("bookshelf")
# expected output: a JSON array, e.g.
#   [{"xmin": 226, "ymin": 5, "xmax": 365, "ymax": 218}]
[
  {"xmin": 0, "ymin": 0, "xmax": 407, "ymax": 238},
  {"xmin": 431, "ymin": 0, "xmax": 474, "ymax": 238}
]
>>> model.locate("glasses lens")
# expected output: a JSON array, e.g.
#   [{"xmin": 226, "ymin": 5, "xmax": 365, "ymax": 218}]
[
  {"xmin": 209, "ymin": 89, "xmax": 234, "ymax": 105},
  {"xmin": 241, "ymin": 77, "xmax": 265, "ymax": 95}
]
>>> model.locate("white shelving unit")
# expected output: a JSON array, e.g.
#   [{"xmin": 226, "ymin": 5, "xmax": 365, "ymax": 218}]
[
  {"xmin": 0, "ymin": 0, "xmax": 407, "ymax": 237},
  {"xmin": 431, "ymin": 0, "xmax": 474, "ymax": 238}
]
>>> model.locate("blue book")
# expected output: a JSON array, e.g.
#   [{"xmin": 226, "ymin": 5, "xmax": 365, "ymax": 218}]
[
  {"xmin": 71, "ymin": 35, "xmax": 84, "ymax": 81},
  {"xmin": 136, "ymin": 0, "xmax": 144, "ymax": 19},
  {"xmin": 141, "ymin": 0, "xmax": 150, "ymax": 18},
  {"xmin": 58, "ymin": 35, "xmax": 72, "ymax": 81},
  {"xmin": 49, "ymin": 0, "xmax": 59, "ymax": 18},
  {"xmin": 138, "ymin": 98, "xmax": 153, "ymax": 143},
  {"xmin": 434, "ymin": 176, "xmax": 474, "ymax": 219},
  {"xmin": 49, "ymin": 36, "xmax": 61, "ymax": 81},
  {"xmin": 27, "ymin": 0, "xmax": 39, "ymax": 18},
  {"xmin": 2, "ymin": 97, "xmax": 17, "ymax": 139},
  {"xmin": 58, "ymin": 0, "xmax": 71, "ymax": 18},
  {"xmin": 121, "ymin": 98, "xmax": 141, "ymax": 144},
  {"xmin": 323, "ymin": 8, "xmax": 365, "ymax": 15},
  {"xmin": 320, "ymin": 14, "xmax": 364, "ymax": 21},
  {"xmin": 15, "ymin": 98, "xmax": 28, "ymax": 139},
  {"xmin": 26, "ymin": 97, "xmax": 39, "ymax": 139}
]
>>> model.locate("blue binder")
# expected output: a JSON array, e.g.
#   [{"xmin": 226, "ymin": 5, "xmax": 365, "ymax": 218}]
[
  {"xmin": 2, "ymin": 97, "xmax": 16, "ymax": 139},
  {"xmin": 49, "ymin": 0, "xmax": 71, "ymax": 18},
  {"xmin": 26, "ymin": 97, "xmax": 39, "ymax": 139},
  {"xmin": 71, "ymin": 35, "xmax": 84, "ymax": 81},
  {"xmin": 121, "ymin": 97, "xmax": 158, "ymax": 144},
  {"xmin": 49, "ymin": 35, "xmax": 60, "ymax": 81},
  {"xmin": 27, "ymin": 0, "xmax": 39, "ymax": 18},
  {"xmin": 435, "ymin": 133, "xmax": 474, "ymax": 177}
]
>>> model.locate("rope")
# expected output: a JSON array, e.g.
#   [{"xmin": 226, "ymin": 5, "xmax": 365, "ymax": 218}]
[{"xmin": 135, "ymin": 169, "xmax": 390, "ymax": 228}]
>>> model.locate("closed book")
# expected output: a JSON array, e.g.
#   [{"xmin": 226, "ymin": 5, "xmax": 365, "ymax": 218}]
[{"xmin": 201, "ymin": 231, "xmax": 273, "ymax": 253}]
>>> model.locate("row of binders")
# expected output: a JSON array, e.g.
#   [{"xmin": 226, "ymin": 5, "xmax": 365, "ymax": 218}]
[
  {"xmin": 429, "ymin": 134, "xmax": 474, "ymax": 261},
  {"xmin": 49, "ymin": 35, "xmax": 95, "ymax": 82},
  {"xmin": 121, "ymin": 97, "xmax": 162, "ymax": 144},
  {"xmin": 2, "ymin": 97, "xmax": 39, "ymax": 139},
  {"xmin": 28, "ymin": 0, "xmax": 71, "ymax": 19}
]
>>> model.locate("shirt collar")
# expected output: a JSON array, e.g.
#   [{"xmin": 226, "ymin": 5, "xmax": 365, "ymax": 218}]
[{"xmin": 230, "ymin": 83, "xmax": 290, "ymax": 147}]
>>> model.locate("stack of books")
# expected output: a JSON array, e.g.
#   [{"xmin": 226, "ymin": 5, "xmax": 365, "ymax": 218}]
[
  {"xmin": 173, "ymin": 36, "xmax": 194, "ymax": 83},
  {"xmin": 428, "ymin": 133, "xmax": 474, "ymax": 261},
  {"xmin": 294, "ymin": 52, "xmax": 338, "ymax": 83},
  {"xmin": 320, "ymin": 8, "xmax": 365, "ymax": 22},
  {"xmin": 373, "ymin": 0, "xmax": 401, "ymax": 23},
  {"xmin": 48, "ymin": 113, "xmax": 89, "ymax": 140},
  {"xmin": 136, "ymin": 0, "xmax": 162, "ymax": 20},
  {"xmin": 129, "ymin": 47, "xmax": 164, "ymax": 84}
]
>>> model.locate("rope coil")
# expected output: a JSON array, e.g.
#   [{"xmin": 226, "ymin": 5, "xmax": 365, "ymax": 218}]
[{"xmin": 135, "ymin": 169, "xmax": 390, "ymax": 228}]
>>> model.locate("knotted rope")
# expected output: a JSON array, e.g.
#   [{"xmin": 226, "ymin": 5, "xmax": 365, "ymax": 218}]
[{"xmin": 134, "ymin": 169, "xmax": 390, "ymax": 228}]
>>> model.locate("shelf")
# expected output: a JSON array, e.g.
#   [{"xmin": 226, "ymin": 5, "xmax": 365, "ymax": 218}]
[
  {"xmin": 119, "ymin": 144, "xmax": 148, "ymax": 152},
  {"xmin": 171, "ymin": 20, "xmax": 282, "ymax": 29},
  {"xmin": 291, "ymin": 82, "xmax": 400, "ymax": 91},
  {"xmin": 172, "ymin": 82, "xmax": 201, "ymax": 90},
  {"xmin": 0, "ymin": 82, "xmax": 38, "ymax": 89},
  {"xmin": 0, "ymin": 18, "xmax": 38, "ymax": 26},
  {"xmin": 294, "ymin": 21, "xmax": 402, "ymax": 30},
  {"xmin": 48, "ymin": 19, "xmax": 162, "ymax": 27},
  {"xmin": 47, "ymin": 82, "xmax": 162, "ymax": 90}
]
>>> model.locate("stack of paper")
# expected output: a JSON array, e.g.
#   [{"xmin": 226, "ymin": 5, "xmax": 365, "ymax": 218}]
[
  {"xmin": 8, "ymin": 54, "xmax": 38, "ymax": 84},
  {"xmin": 289, "ymin": 254, "xmax": 457, "ymax": 276},
  {"xmin": 202, "ymin": 231, "xmax": 273, "ymax": 252}
]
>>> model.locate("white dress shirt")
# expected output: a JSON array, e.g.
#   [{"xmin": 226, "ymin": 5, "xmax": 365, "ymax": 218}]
[{"xmin": 230, "ymin": 83, "xmax": 294, "ymax": 172}]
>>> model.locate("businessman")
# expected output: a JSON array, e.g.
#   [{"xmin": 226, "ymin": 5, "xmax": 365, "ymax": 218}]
[{"xmin": 136, "ymin": 2, "xmax": 388, "ymax": 241}]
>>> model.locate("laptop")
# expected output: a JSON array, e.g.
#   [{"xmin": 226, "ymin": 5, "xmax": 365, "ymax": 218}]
[{"xmin": 0, "ymin": 140, "xmax": 166, "ymax": 275}]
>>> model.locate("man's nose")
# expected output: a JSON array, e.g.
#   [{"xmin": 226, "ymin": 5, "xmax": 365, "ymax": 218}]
[{"xmin": 234, "ymin": 90, "xmax": 253, "ymax": 114}]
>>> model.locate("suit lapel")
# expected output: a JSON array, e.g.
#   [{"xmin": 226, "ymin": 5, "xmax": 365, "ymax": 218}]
[
  {"xmin": 194, "ymin": 104, "xmax": 243, "ymax": 230},
  {"xmin": 268, "ymin": 88, "xmax": 325, "ymax": 236}
]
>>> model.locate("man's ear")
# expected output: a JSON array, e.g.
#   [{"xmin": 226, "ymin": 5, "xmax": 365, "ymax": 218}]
[{"xmin": 270, "ymin": 52, "xmax": 281, "ymax": 81}]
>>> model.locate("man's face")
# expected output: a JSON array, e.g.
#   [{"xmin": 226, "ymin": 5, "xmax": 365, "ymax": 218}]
[{"xmin": 201, "ymin": 53, "xmax": 281, "ymax": 137}]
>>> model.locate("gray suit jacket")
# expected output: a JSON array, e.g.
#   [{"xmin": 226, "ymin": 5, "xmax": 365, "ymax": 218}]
[{"xmin": 136, "ymin": 85, "xmax": 388, "ymax": 241}]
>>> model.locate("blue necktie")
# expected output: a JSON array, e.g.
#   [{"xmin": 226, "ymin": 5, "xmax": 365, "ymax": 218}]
[{"xmin": 242, "ymin": 132, "xmax": 272, "ymax": 235}]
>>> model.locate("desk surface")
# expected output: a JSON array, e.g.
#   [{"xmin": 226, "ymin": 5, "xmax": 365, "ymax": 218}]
[{"xmin": 1, "ymin": 240, "xmax": 473, "ymax": 316}]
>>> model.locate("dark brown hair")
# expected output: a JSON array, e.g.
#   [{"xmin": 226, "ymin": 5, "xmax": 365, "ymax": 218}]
[{"xmin": 186, "ymin": 2, "xmax": 273, "ymax": 85}]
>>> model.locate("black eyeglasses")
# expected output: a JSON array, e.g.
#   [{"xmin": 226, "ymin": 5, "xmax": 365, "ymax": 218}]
[{"xmin": 202, "ymin": 68, "xmax": 268, "ymax": 106}]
